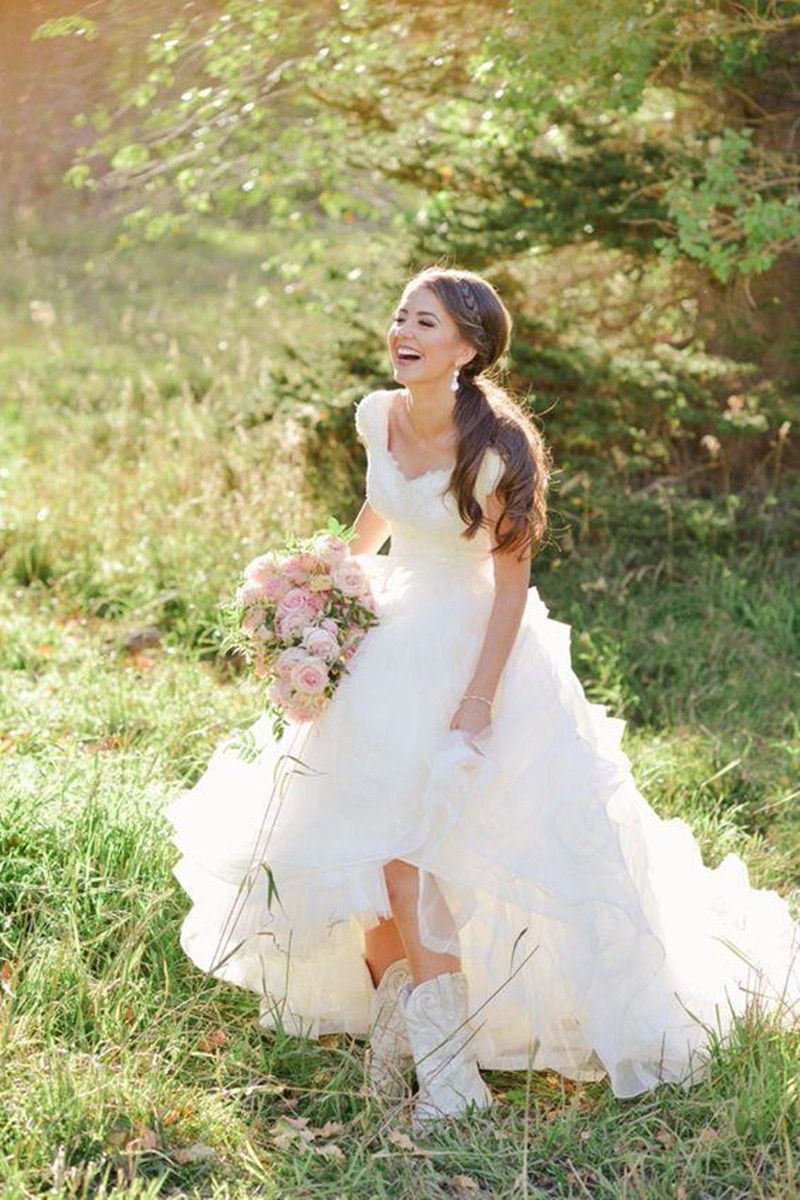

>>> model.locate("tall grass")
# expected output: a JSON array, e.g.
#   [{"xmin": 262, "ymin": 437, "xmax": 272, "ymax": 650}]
[{"xmin": 0, "ymin": 219, "xmax": 797, "ymax": 1197}]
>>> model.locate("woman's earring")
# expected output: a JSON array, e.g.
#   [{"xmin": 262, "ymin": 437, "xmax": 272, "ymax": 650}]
[{"xmin": 451, "ymin": 366, "xmax": 460, "ymax": 393}]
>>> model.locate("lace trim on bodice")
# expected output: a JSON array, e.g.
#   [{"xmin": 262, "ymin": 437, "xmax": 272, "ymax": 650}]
[
  {"xmin": 382, "ymin": 392, "xmax": 458, "ymax": 484},
  {"xmin": 354, "ymin": 389, "xmax": 504, "ymax": 572},
  {"xmin": 356, "ymin": 389, "xmax": 503, "ymax": 494}
]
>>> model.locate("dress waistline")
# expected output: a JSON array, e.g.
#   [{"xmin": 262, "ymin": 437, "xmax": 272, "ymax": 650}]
[{"xmin": 384, "ymin": 547, "xmax": 495, "ymax": 587}]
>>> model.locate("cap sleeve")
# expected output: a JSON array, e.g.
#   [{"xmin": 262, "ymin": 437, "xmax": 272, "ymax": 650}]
[
  {"xmin": 354, "ymin": 390, "xmax": 383, "ymax": 448},
  {"xmin": 476, "ymin": 445, "xmax": 505, "ymax": 498}
]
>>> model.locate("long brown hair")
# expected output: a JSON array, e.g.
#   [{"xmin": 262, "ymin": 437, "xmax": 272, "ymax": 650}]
[{"xmin": 404, "ymin": 265, "xmax": 551, "ymax": 562}]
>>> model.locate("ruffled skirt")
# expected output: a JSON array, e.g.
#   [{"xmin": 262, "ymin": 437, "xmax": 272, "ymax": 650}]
[{"xmin": 165, "ymin": 550, "xmax": 800, "ymax": 1098}]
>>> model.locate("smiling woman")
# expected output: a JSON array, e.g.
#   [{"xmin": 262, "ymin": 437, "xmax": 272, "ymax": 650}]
[
  {"xmin": 166, "ymin": 265, "xmax": 800, "ymax": 1136},
  {"xmin": 384, "ymin": 268, "xmax": 549, "ymax": 562}
]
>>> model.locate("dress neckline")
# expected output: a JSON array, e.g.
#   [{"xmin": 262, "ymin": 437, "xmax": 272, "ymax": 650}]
[{"xmin": 382, "ymin": 391, "xmax": 456, "ymax": 484}]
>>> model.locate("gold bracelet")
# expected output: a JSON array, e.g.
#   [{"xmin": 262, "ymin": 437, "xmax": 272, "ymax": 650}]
[{"xmin": 460, "ymin": 693, "xmax": 493, "ymax": 710}]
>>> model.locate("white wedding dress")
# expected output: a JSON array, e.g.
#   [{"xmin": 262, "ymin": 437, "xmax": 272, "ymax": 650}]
[{"xmin": 165, "ymin": 387, "xmax": 799, "ymax": 1099}]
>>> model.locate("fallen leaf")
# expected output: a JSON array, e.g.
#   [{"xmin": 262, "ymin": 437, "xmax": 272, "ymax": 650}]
[
  {"xmin": 122, "ymin": 626, "xmax": 161, "ymax": 652},
  {"xmin": 128, "ymin": 1124, "xmax": 158, "ymax": 1151},
  {"xmin": 314, "ymin": 1143, "xmax": 345, "ymax": 1160},
  {"xmin": 83, "ymin": 734, "xmax": 127, "ymax": 754},
  {"xmin": 451, "ymin": 1175, "xmax": 480, "ymax": 1192},
  {"xmin": 163, "ymin": 1102, "xmax": 195, "ymax": 1126},
  {"xmin": 269, "ymin": 1115, "xmax": 315, "ymax": 1150},
  {"xmin": 372, "ymin": 1128, "xmax": 436, "ymax": 1158},
  {"xmin": 198, "ymin": 1028, "xmax": 227, "ymax": 1052},
  {"xmin": 388, "ymin": 1130, "xmax": 416, "ymax": 1152},
  {"xmin": 172, "ymin": 1142, "xmax": 216, "ymax": 1165},
  {"xmin": 279, "ymin": 1115, "xmax": 311, "ymax": 1131},
  {"xmin": 373, "ymin": 1142, "xmax": 435, "ymax": 1160},
  {"xmin": 314, "ymin": 1121, "xmax": 344, "ymax": 1138},
  {"xmin": 697, "ymin": 1126, "xmax": 721, "ymax": 1145},
  {"xmin": 124, "ymin": 650, "xmax": 156, "ymax": 670}
]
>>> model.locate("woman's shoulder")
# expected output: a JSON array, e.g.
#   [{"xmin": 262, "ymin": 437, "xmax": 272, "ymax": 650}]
[
  {"xmin": 354, "ymin": 387, "xmax": 396, "ymax": 442},
  {"xmin": 476, "ymin": 444, "xmax": 505, "ymax": 498},
  {"xmin": 355, "ymin": 386, "xmax": 397, "ymax": 413},
  {"xmin": 478, "ymin": 411, "xmax": 538, "ymax": 496}
]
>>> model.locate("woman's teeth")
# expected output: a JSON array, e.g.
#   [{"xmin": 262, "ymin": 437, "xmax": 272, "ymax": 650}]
[{"xmin": 397, "ymin": 349, "xmax": 421, "ymax": 361}]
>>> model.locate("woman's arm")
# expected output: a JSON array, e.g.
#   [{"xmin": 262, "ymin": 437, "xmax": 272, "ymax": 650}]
[
  {"xmin": 460, "ymin": 487, "xmax": 527, "ymax": 705},
  {"xmin": 348, "ymin": 499, "xmax": 391, "ymax": 556}
]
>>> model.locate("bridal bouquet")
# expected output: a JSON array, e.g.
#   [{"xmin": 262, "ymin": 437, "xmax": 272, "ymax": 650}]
[{"xmin": 223, "ymin": 519, "xmax": 379, "ymax": 737}]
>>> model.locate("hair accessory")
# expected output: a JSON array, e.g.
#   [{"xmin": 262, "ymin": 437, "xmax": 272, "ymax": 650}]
[{"xmin": 458, "ymin": 278, "xmax": 479, "ymax": 316}]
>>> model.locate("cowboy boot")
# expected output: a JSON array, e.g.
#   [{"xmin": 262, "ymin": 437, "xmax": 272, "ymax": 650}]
[
  {"xmin": 400, "ymin": 970, "xmax": 492, "ymax": 1132},
  {"xmin": 365, "ymin": 957, "xmax": 414, "ymax": 1101}
]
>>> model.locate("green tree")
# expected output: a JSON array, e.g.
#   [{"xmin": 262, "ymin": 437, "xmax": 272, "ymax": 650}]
[
  {"xmin": 34, "ymin": 1, "xmax": 800, "ymax": 491},
  {"xmin": 39, "ymin": 0, "xmax": 800, "ymax": 281}
]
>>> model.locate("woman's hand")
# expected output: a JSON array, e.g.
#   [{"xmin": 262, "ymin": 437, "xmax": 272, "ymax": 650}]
[{"xmin": 449, "ymin": 696, "xmax": 492, "ymax": 742}]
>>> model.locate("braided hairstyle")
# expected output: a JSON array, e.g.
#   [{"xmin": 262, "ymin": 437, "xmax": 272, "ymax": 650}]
[{"xmin": 402, "ymin": 265, "xmax": 550, "ymax": 562}]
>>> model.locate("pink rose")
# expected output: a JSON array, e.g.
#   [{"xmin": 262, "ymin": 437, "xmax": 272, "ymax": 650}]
[
  {"xmin": 282, "ymin": 554, "xmax": 311, "ymax": 586},
  {"xmin": 244, "ymin": 552, "xmax": 281, "ymax": 587},
  {"xmin": 275, "ymin": 590, "xmax": 316, "ymax": 636},
  {"xmin": 261, "ymin": 573, "xmax": 290, "ymax": 603},
  {"xmin": 276, "ymin": 610, "xmax": 310, "ymax": 643},
  {"xmin": 236, "ymin": 580, "xmax": 267, "ymax": 606},
  {"xmin": 288, "ymin": 692, "xmax": 327, "ymax": 722},
  {"xmin": 297, "ymin": 550, "xmax": 322, "ymax": 573},
  {"xmin": 241, "ymin": 606, "xmax": 266, "ymax": 634},
  {"xmin": 304, "ymin": 590, "xmax": 326, "ymax": 616},
  {"xmin": 276, "ymin": 587, "xmax": 315, "ymax": 618},
  {"xmin": 291, "ymin": 657, "xmax": 329, "ymax": 695},
  {"xmin": 311, "ymin": 533, "xmax": 348, "ymax": 568},
  {"xmin": 319, "ymin": 617, "xmax": 338, "ymax": 637},
  {"xmin": 267, "ymin": 677, "xmax": 293, "ymax": 706},
  {"xmin": 331, "ymin": 560, "xmax": 369, "ymax": 598},
  {"xmin": 302, "ymin": 626, "xmax": 340, "ymax": 662},
  {"xmin": 275, "ymin": 647, "xmax": 309, "ymax": 679}
]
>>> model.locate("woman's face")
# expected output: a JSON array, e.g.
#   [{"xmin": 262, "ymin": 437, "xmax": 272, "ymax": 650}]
[{"xmin": 387, "ymin": 284, "xmax": 476, "ymax": 389}]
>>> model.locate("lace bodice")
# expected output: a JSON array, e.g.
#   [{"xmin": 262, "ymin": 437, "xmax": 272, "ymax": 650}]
[{"xmin": 354, "ymin": 388, "xmax": 504, "ymax": 572}]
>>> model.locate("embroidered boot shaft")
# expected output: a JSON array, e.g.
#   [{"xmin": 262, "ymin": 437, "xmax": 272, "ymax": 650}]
[
  {"xmin": 365, "ymin": 957, "xmax": 413, "ymax": 1101},
  {"xmin": 400, "ymin": 970, "xmax": 492, "ymax": 1131}
]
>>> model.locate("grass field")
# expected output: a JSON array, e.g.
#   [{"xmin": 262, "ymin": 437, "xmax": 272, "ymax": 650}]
[{"xmin": 1, "ymin": 220, "xmax": 798, "ymax": 1197}]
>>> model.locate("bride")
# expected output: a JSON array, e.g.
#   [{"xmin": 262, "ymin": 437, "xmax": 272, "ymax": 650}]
[{"xmin": 166, "ymin": 266, "xmax": 799, "ymax": 1133}]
